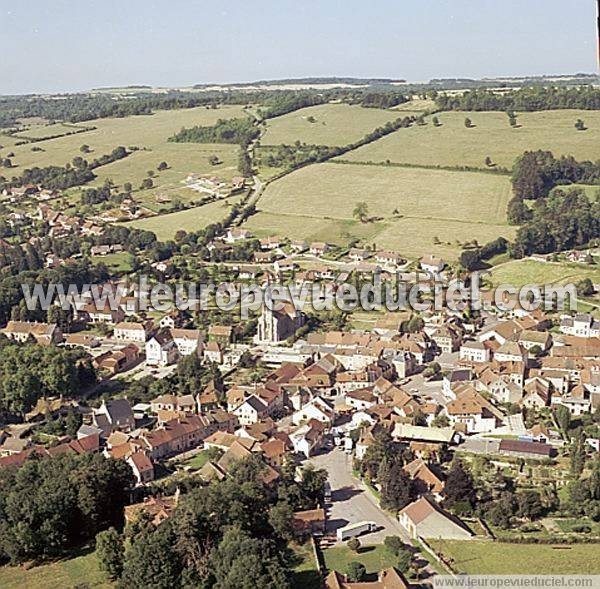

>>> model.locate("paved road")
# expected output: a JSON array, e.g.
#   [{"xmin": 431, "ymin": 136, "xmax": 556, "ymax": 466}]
[{"xmin": 309, "ymin": 448, "xmax": 411, "ymax": 544}]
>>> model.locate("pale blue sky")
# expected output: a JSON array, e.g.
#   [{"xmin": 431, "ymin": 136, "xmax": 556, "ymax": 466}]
[{"xmin": 1, "ymin": 0, "xmax": 597, "ymax": 94}]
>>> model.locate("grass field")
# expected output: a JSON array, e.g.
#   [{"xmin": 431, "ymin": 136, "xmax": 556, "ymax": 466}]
[
  {"xmin": 0, "ymin": 548, "xmax": 112, "ymax": 589},
  {"xmin": 124, "ymin": 194, "xmax": 244, "ymax": 240},
  {"xmin": 490, "ymin": 259, "xmax": 600, "ymax": 287},
  {"xmin": 322, "ymin": 544, "xmax": 396, "ymax": 575},
  {"xmin": 91, "ymin": 252, "xmax": 132, "ymax": 273},
  {"xmin": 10, "ymin": 122, "xmax": 91, "ymax": 140},
  {"xmin": 245, "ymin": 162, "xmax": 515, "ymax": 259},
  {"xmin": 2, "ymin": 105, "xmax": 247, "ymax": 211},
  {"xmin": 341, "ymin": 109, "xmax": 600, "ymax": 169},
  {"xmin": 261, "ymin": 103, "xmax": 403, "ymax": 147},
  {"xmin": 428, "ymin": 540, "xmax": 600, "ymax": 574}
]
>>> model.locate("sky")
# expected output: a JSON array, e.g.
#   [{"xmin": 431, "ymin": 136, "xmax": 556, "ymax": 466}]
[{"xmin": 1, "ymin": 0, "xmax": 597, "ymax": 94}]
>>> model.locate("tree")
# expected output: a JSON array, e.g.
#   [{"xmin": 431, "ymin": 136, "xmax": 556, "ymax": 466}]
[
  {"xmin": 80, "ymin": 144, "xmax": 91, "ymax": 153},
  {"xmin": 384, "ymin": 535, "xmax": 405, "ymax": 556},
  {"xmin": 575, "ymin": 119, "xmax": 586, "ymax": 131},
  {"xmin": 346, "ymin": 562, "xmax": 366, "ymax": 582},
  {"xmin": 140, "ymin": 178, "xmax": 153, "ymax": 190},
  {"xmin": 396, "ymin": 547, "xmax": 412, "ymax": 574},
  {"xmin": 353, "ymin": 201, "xmax": 369, "ymax": 223},
  {"xmin": 380, "ymin": 457, "xmax": 413, "ymax": 512},
  {"xmin": 517, "ymin": 490, "xmax": 544, "ymax": 520},
  {"xmin": 157, "ymin": 161, "xmax": 168, "ymax": 171},
  {"xmin": 554, "ymin": 405, "xmax": 571, "ymax": 437},
  {"xmin": 96, "ymin": 527, "xmax": 124, "ymax": 579},
  {"xmin": 464, "ymin": 117, "xmax": 473, "ymax": 128},
  {"xmin": 208, "ymin": 154, "xmax": 221, "ymax": 166},
  {"xmin": 577, "ymin": 277, "xmax": 595, "ymax": 297},
  {"xmin": 123, "ymin": 182, "xmax": 133, "ymax": 193},
  {"xmin": 432, "ymin": 116, "xmax": 441, "ymax": 127},
  {"xmin": 268, "ymin": 502, "xmax": 294, "ymax": 541},
  {"xmin": 347, "ymin": 537, "xmax": 361, "ymax": 552},
  {"xmin": 444, "ymin": 460, "xmax": 476, "ymax": 509},
  {"xmin": 485, "ymin": 156, "xmax": 493, "ymax": 167}
]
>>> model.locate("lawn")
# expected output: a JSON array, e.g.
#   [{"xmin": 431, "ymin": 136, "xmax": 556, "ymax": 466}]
[
  {"xmin": 261, "ymin": 103, "xmax": 403, "ymax": 147},
  {"xmin": 490, "ymin": 259, "xmax": 600, "ymax": 288},
  {"xmin": 244, "ymin": 162, "xmax": 515, "ymax": 260},
  {"xmin": 91, "ymin": 252, "xmax": 132, "ymax": 273},
  {"xmin": 179, "ymin": 450, "xmax": 212, "ymax": 470},
  {"xmin": 10, "ymin": 122, "xmax": 92, "ymax": 141},
  {"xmin": 341, "ymin": 109, "xmax": 600, "ymax": 169},
  {"xmin": 291, "ymin": 542, "xmax": 322, "ymax": 589},
  {"xmin": 428, "ymin": 540, "xmax": 600, "ymax": 574},
  {"xmin": 3, "ymin": 105, "xmax": 247, "ymax": 211},
  {"xmin": 0, "ymin": 548, "xmax": 113, "ymax": 589},
  {"xmin": 124, "ymin": 194, "xmax": 244, "ymax": 240},
  {"xmin": 322, "ymin": 544, "xmax": 396, "ymax": 576}
]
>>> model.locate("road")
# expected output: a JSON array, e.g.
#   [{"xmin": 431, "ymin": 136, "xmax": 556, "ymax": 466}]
[{"xmin": 309, "ymin": 448, "xmax": 411, "ymax": 544}]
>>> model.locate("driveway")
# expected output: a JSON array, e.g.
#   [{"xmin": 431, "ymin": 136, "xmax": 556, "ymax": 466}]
[{"xmin": 308, "ymin": 448, "xmax": 411, "ymax": 544}]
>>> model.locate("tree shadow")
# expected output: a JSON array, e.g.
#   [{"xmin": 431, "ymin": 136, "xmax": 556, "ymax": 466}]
[{"xmin": 332, "ymin": 486, "xmax": 364, "ymax": 501}]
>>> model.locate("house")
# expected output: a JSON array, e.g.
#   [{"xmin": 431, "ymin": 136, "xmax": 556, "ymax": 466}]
[
  {"xmin": 204, "ymin": 341, "xmax": 224, "ymax": 364},
  {"xmin": 345, "ymin": 388, "xmax": 377, "ymax": 411},
  {"xmin": 309, "ymin": 242, "xmax": 330, "ymax": 256},
  {"xmin": 124, "ymin": 495, "xmax": 178, "ymax": 526},
  {"xmin": 560, "ymin": 314, "xmax": 600, "ymax": 338},
  {"xmin": 233, "ymin": 395, "xmax": 269, "ymax": 426},
  {"xmin": 145, "ymin": 330, "xmax": 178, "ymax": 366},
  {"xmin": 518, "ymin": 330, "xmax": 552, "ymax": 353},
  {"xmin": 208, "ymin": 324, "xmax": 233, "ymax": 344},
  {"xmin": 113, "ymin": 321, "xmax": 150, "ymax": 343},
  {"xmin": 349, "ymin": 248, "xmax": 371, "ymax": 262},
  {"xmin": 93, "ymin": 399, "xmax": 135, "ymax": 434},
  {"xmin": 459, "ymin": 341, "xmax": 490, "ymax": 363},
  {"xmin": 375, "ymin": 250, "xmax": 404, "ymax": 269},
  {"xmin": 127, "ymin": 451, "xmax": 155, "ymax": 485},
  {"xmin": 419, "ymin": 255, "xmax": 445, "ymax": 275},
  {"xmin": 82, "ymin": 300, "xmax": 125, "ymax": 324},
  {"xmin": 289, "ymin": 420, "xmax": 325, "ymax": 457},
  {"xmin": 403, "ymin": 458, "xmax": 445, "ymax": 500},
  {"xmin": 290, "ymin": 239, "xmax": 308, "ymax": 252},
  {"xmin": 225, "ymin": 227, "xmax": 251, "ymax": 243},
  {"xmin": 398, "ymin": 496, "xmax": 473, "ymax": 540},
  {"xmin": 325, "ymin": 569, "xmax": 411, "ymax": 589},
  {"xmin": 171, "ymin": 328, "xmax": 202, "ymax": 356},
  {"xmin": 444, "ymin": 390, "xmax": 503, "ymax": 434},
  {"xmin": 93, "ymin": 343, "xmax": 140, "ymax": 375},
  {"xmin": 494, "ymin": 341, "xmax": 527, "ymax": 363},
  {"xmin": 2, "ymin": 321, "xmax": 63, "ymax": 345},
  {"xmin": 293, "ymin": 508, "xmax": 326, "ymax": 536},
  {"xmin": 292, "ymin": 397, "xmax": 335, "ymax": 426},
  {"xmin": 431, "ymin": 325, "xmax": 462, "ymax": 354}
]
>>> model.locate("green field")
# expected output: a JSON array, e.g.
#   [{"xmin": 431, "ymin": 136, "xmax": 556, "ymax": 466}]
[
  {"xmin": 245, "ymin": 162, "xmax": 515, "ymax": 259},
  {"xmin": 341, "ymin": 110, "xmax": 600, "ymax": 169},
  {"xmin": 0, "ymin": 549, "xmax": 112, "ymax": 589},
  {"xmin": 490, "ymin": 259, "xmax": 600, "ymax": 288},
  {"xmin": 322, "ymin": 544, "xmax": 396, "ymax": 575},
  {"xmin": 10, "ymin": 122, "xmax": 91, "ymax": 141},
  {"xmin": 428, "ymin": 540, "xmax": 600, "ymax": 574},
  {"xmin": 91, "ymin": 252, "xmax": 132, "ymax": 273},
  {"xmin": 261, "ymin": 103, "xmax": 403, "ymax": 147},
  {"xmin": 124, "ymin": 194, "xmax": 244, "ymax": 240},
  {"xmin": 2, "ymin": 105, "xmax": 247, "ymax": 210}
]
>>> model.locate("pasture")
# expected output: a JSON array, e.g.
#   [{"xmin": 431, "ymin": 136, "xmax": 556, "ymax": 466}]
[
  {"xmin": 260, "ymin": 103, "xmax": 403, "ymax": 147},
  {"xmin": 428, "ymin": 540, "xmax": 600, "ymax": 575},
  {"xmin": 124, "ymin": 194, "xmax": 244, "ymax": 240},
  {"xmin": 245, "ymin": 162, "xmax": 514, "ymax": 259},
  {"xmin": 0, "ymin": 105, "xmax": 247, "ymax": 210},
  {"xmin": 341, "ymin": 109, "xmax": 600, "ymax": 169}
]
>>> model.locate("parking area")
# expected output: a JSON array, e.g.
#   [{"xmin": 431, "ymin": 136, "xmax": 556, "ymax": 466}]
[{"xmin": 308, "ymin": 447, "xmax": 411, "ymax": 544}]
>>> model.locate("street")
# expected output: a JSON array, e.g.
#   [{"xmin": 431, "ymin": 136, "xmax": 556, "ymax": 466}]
[{"xmin": 309, "ymin": 447, "xmax": 411, "ymax": 544}]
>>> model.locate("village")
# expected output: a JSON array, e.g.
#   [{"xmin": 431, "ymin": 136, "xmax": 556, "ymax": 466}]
[{"xmin": 0, "ymin": 176, "xmax": 599, "ymax": 587}]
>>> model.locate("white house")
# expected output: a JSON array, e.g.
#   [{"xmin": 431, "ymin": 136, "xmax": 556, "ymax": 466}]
[
  {"xmin": 171, "ymin": 328, "xmax": 202, "ymax": 356},
  {"xmin": 459, "ymin": 341, "xmax": 490, "ymax": 363},
  {"xmin": 145, "ymin": 330, "xmax": 178, "ymax": 366},
  {"xmin": 419, "ymin": 255, "xmax": 445, "ymax": 275},
  {"xmin": 233, "ymin": 395, "xmax": 269, "ymax": 426},
  {"xmin": 559, "ymin": 313, "xmax": 600, "ymax": 338},
  {"xmin": 291, "ymin": 398, "xmax": 334, "ymax": 427},
  {"xmin": 113, "ymin": 321, "xmax": 149, "ymax": 343}
]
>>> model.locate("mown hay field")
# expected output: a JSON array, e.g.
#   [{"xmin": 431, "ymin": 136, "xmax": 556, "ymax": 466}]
[{"xmin": 244, "ymin": 162, "xmax": 515, "ymax": 259}]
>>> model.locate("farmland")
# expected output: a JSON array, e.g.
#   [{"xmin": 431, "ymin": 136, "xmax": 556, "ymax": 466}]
[
  {"xmin": 428, "ymin": 540, "xmax": 600, "ymax": 575},
  {"xmin": 124, "ymin": 194, "xmax": 244, "ymax": 240},
  {"xmin": 0, "ymin": 105, "xmax": 247, "ymax": 210},
  {"xmin": 260, "ymin": 103, "xmax": 404, "ymax": 146},
  {"xmin": 341, "ymin": 109, "xmax": 600, "ymax": 169},
  {"xmin": 245, "ymin": 162, "xmax": 515, "ymax": 259}
]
